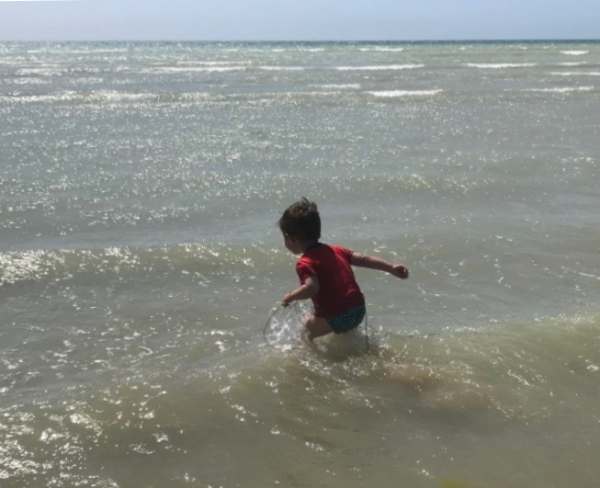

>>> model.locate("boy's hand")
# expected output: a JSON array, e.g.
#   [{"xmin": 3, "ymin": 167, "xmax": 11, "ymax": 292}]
[
  {"xmin": 391, "ymin": 264, "xmax": 409, "ymax": 279},
  {"xmin": 282, "ymin": 293, "xmax": 294, "ymax": 307}
]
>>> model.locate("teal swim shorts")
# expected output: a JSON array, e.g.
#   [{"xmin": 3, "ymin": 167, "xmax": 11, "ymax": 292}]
[{"xmin": 328, "ymin": 305, "xmax": 366, "ymax": 334}]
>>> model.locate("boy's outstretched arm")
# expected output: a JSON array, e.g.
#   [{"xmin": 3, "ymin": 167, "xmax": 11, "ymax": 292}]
[
  {"xmin": 282, "ymin": 275, "xmax": 319, "ymax": 306},
  {"xmin": 350, "ymin": 252, "xmax": 409, "ymax": 279}
]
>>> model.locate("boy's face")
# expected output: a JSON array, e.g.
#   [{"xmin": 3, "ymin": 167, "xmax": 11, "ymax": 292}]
[{"xmin": 283, "ymin": 233, "xmax": 303, "ymax": 255}]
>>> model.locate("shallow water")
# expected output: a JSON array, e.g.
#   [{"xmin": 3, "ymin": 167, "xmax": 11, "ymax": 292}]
[{"xmin": 1, "ymin": 41, "xmax": 600, "ymax": 487}]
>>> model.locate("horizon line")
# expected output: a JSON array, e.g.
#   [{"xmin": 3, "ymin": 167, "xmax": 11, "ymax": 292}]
[{"xmin": 1, "ymin": 37, "xmax": 599, "ymax": 43}]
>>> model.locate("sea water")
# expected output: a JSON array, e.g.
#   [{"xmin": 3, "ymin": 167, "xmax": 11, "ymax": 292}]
[{"xmin": 1, "ymin": 41, "xmax": 600, "ymax": 487}]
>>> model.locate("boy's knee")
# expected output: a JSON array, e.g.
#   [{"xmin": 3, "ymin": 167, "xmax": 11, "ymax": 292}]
[{"xmin": 304, "ymin": 316, "xmax": 332, "ymax": 340}]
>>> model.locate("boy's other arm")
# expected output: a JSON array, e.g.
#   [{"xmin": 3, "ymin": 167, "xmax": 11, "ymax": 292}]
[
  {"xmin": 283, "ymin": 275, "xmax": 319, "ymax": 306},
  {"xmin": 350, "ymin": 252, "xmax": 409, "ymax": 279}
]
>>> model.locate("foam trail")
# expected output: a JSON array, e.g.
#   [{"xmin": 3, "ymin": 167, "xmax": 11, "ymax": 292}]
[
  {"xmin": 0, "ymin": 90, "xmax": 159, "ymax": 104},
  {"xmin": 259, "ymin": 66, "xmax": 306, "ymax": 71},
  {"xmin": 560, "ymin": 50, "xmax": 589, "ymax": 56},
  {"xmin": 550, "ymin": 71, "xmax": 600, "ymax": 77},
  {"xmin": 466, "ymin": 63, "xmax": 537, "ymax": 69},
  {"xmin": 359, "ymin": 47, "xmax": 405, "ymax": 52},
  {"xmin": 524, "ymin": 86, "xmax": 594, "ymax": 93},
  {"xmin": 367, "ymin": 89, "xmax": 443, "ymax": 98},
  {"xmin": 312, "ymin": 83, "xmax": 361, "ymax": 90},
  {"xmin": 336, "ymin": 64, "xmax": 424, "ymax": 71},
  {"xmin": 141, "ymin": 66, "xmax": 246, "ymax": 74}
]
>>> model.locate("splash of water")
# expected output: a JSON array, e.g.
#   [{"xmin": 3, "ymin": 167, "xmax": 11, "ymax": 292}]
[{"xmin": 263, "ymin": 301, "xmax": 313, "ymax": 351}]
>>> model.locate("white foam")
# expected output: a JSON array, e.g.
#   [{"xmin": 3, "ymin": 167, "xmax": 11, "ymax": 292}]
[
  {"xmin": 465, "ymin": 63, "xmax": 537, "ymax": 69},
  {"xmin": 336, "ymin": 64, "xmax": 424, "ymax": 71},
  {"xmin": 550, "ymin": 71, "xmax": 600, "ymax": 77},
  {"xmin": 176, "ymin": 60, "xmax": 249, "ymax": 66},
  {"xmin": 89, "ymin": 90, "xmax": 158, "ymax": 102},
  {"xmin": 259, "ymin": 66, "xmax": 306, "ymax": 71},
  {"xmin": 560, "ymin": 50, "xmax": 589, "ymax": 56},
  {"xmin": 68, "ymin": 77, "xmax": 104, "ymax": 85},
  {"xmin": 0, "ymin": 91, "xmax": 76, "ymax": 104},
  {"xmin": 0, "ymin": 250, "xmax": 52, "ymax": 285},
  {"xmin": 8, "ymin": 77, "xmax": 50, "ymax": 85},
  {"xmin": 524, "ymin": 86, "xmax": 594, "ymax": 93},
  {"xmin": 177, "ymin": 92, "xmax": 215, "ymax": 102},
  {"xmin": 278, "ymin": 91, "xmax": 342, "ymax": 97},
  {"xmin": 0, "ymin": 90, "xmax": 158, "ymax": 104},
  {"xmin": 558, "ymin": 62, "xmax": 587, "ymax": 67},
  {"xmin": 27, "ymin": 47, "xmax": 127, "ymax": 55},
  {"xmin": 312, "ymin": 83, "xmax": 361, "ymax": 90},
  {"xmin": 367, "ymin": 89, "xmax": 443, "ymax": 98},
  {"xmin": 69, "ymin": 413, "xmax": 102, "ymax": 434},
  {"xmin": 16, "ymin": 67, "xmax": 63, "ymax": 77},
  {"xmin": 359, "ymin": 47, "xmax": 405, "ymax": 52},
  {"xmin": 141, "ymin": 66, "xmax": 246, "ymax": 74},
  {"xmin": 263, "ymin": 301, "xmax": 312, "ymax": 350}
]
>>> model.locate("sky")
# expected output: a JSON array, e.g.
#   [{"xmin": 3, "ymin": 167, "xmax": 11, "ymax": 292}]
[{"xmin": 0, "ymin": 0, "xmax": 598, "ymax": 41}]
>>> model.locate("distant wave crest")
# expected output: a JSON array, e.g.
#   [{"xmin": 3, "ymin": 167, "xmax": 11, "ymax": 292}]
[
  {"xmin": 465, "ymin": 63, "xmax": 537, "ymax": 69},
  {"xmin": 258, "ymin": 66, "xmax": 306, "ymax": 71},
  {"xmin": 367, "ymin": 89, "xmax": 443, "ymax": 98},
  {"xmin": 524, "ymin": 86, "xmax": 594, "ymax": 94},
  {"xmin": 560, "ymin": 50, "xmax": 589, "ymax": 56},
  {"xmin": 336, "ymin": 64, "xmax": 424, "ymax": 71},
  {"xmin": 550, "ymin": 71, "xmax": 600, "ymax": 77},
  {"xmin": 359, "ymin": 47, "xmax": 405, "ymax": 52}
]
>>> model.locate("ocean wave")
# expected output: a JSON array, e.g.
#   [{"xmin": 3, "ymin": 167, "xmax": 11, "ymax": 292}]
[
  {"xmin": 0, "ymin": 249, "xmax": 54, "ymax": 286},
  {"xmin": 465, "ymin": 63, "xmax": 537, "ymax": 69},
  {"xmin": 0, "ymin": 91, "xmax": 81, "ymax": 104},
  {"xmin": 359, "ymin": 47, "xmax": 405, "ymax": 52},
  {"xmin": 311, "ymin": 83, "xmax": 361, "ymax": 90},
  {"xmin": 175, "ymin": 61, "xmax": 250, "ymax": 66},
  {"xmin": 258, "ymin": 66, "xmax": 306, "ymax": 71},
  {"xmin": 15, "ymin": 66, "xmax": 120, "ymax": 78},
  {"xmin": 0, "ymin": 244, "xmax": 266, "ymax": 287},
  {"xmin": 0, "ymin": 89, "xmax": 350, "ymax": 106},
  {"xmin": 560, "ymin": 50, "xmax": 589, "ymax": 56},
  {"xmin": 271, "ymin": 91, "xmax": 343, "ymax": 97},
  {"xmin": 367, "ymin": 89, "xmax": 443, "ymax": 98},
  {"xmin": 523, "ymin": 86, "xmax": 594, "ymax": 94},
  {"xmin": 4, "ymin": 77, "xmax": 51, "ymax": 85},
  {"xmin": 550, "ymin": 71, "xmax": 600, "ymax": 77},
  {"xmin": 2, "ymin": 306, "xmax": 600, "ymax": 487},
  {"xmin": 25, "ymin": 47, "xmax": 129, "ymax": 55},
  {"xmin": 67, "ymin": 77, "xmax": 105, "ymax": 85},
  {"xmin": 140, "ymin": 66, "xmax": 247, "ymax": 74},
  {"xmin": 336, "ymin": 64, "xmax": 424, "ymax": 71},
  {"xmin": 16, "ymin": 67, "xmax": 64, "ymax": 77},
  {"xmin": 0, "ymin": 90, "xmax": 160, "ymax": 105}
]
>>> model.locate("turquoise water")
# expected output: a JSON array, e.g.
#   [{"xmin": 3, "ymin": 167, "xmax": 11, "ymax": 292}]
[{"xmin": 1, "ymin": 41, "xmax": 600, "ymax": 487}]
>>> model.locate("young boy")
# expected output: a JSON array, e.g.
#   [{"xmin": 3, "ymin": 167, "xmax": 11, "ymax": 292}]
[{"xmin": 279, "ymin": 198, "xmax": 409, "ymax": 341}]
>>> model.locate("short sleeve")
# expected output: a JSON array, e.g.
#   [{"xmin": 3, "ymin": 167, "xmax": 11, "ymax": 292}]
[
  {"xmin": 333, "ymin": 245, "xmax": 353, "ymax": 263},
  {"xmin": 296, "ymin": 258, "xmax": 316, "ymax": 284}
]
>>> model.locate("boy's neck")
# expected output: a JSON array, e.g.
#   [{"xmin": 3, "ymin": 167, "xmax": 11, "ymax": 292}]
[{"xmin": 300, "ymin": 240, "xmax": 320, "ymax": 253}]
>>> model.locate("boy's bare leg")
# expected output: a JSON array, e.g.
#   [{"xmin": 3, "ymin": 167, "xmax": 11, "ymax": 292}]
[{"xmin": 303, "ymin": 315, "xmax": 333, "ymax": 342}]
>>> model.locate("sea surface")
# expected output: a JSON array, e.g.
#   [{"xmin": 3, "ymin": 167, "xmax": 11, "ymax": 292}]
[{"xmin": 1, "ymin": 40, "xmax": 600, "ymax": 488}]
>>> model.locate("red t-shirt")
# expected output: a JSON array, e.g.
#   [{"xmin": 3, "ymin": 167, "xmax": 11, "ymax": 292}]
[{"xmin": 296, "ymin": 243, "xmax": 364, "ymax": 319}]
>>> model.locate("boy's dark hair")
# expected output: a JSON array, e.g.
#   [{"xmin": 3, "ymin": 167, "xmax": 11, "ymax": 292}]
[{"xmin": 278, "ymin": 197, "xmax": 321, "ymax": 242}]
